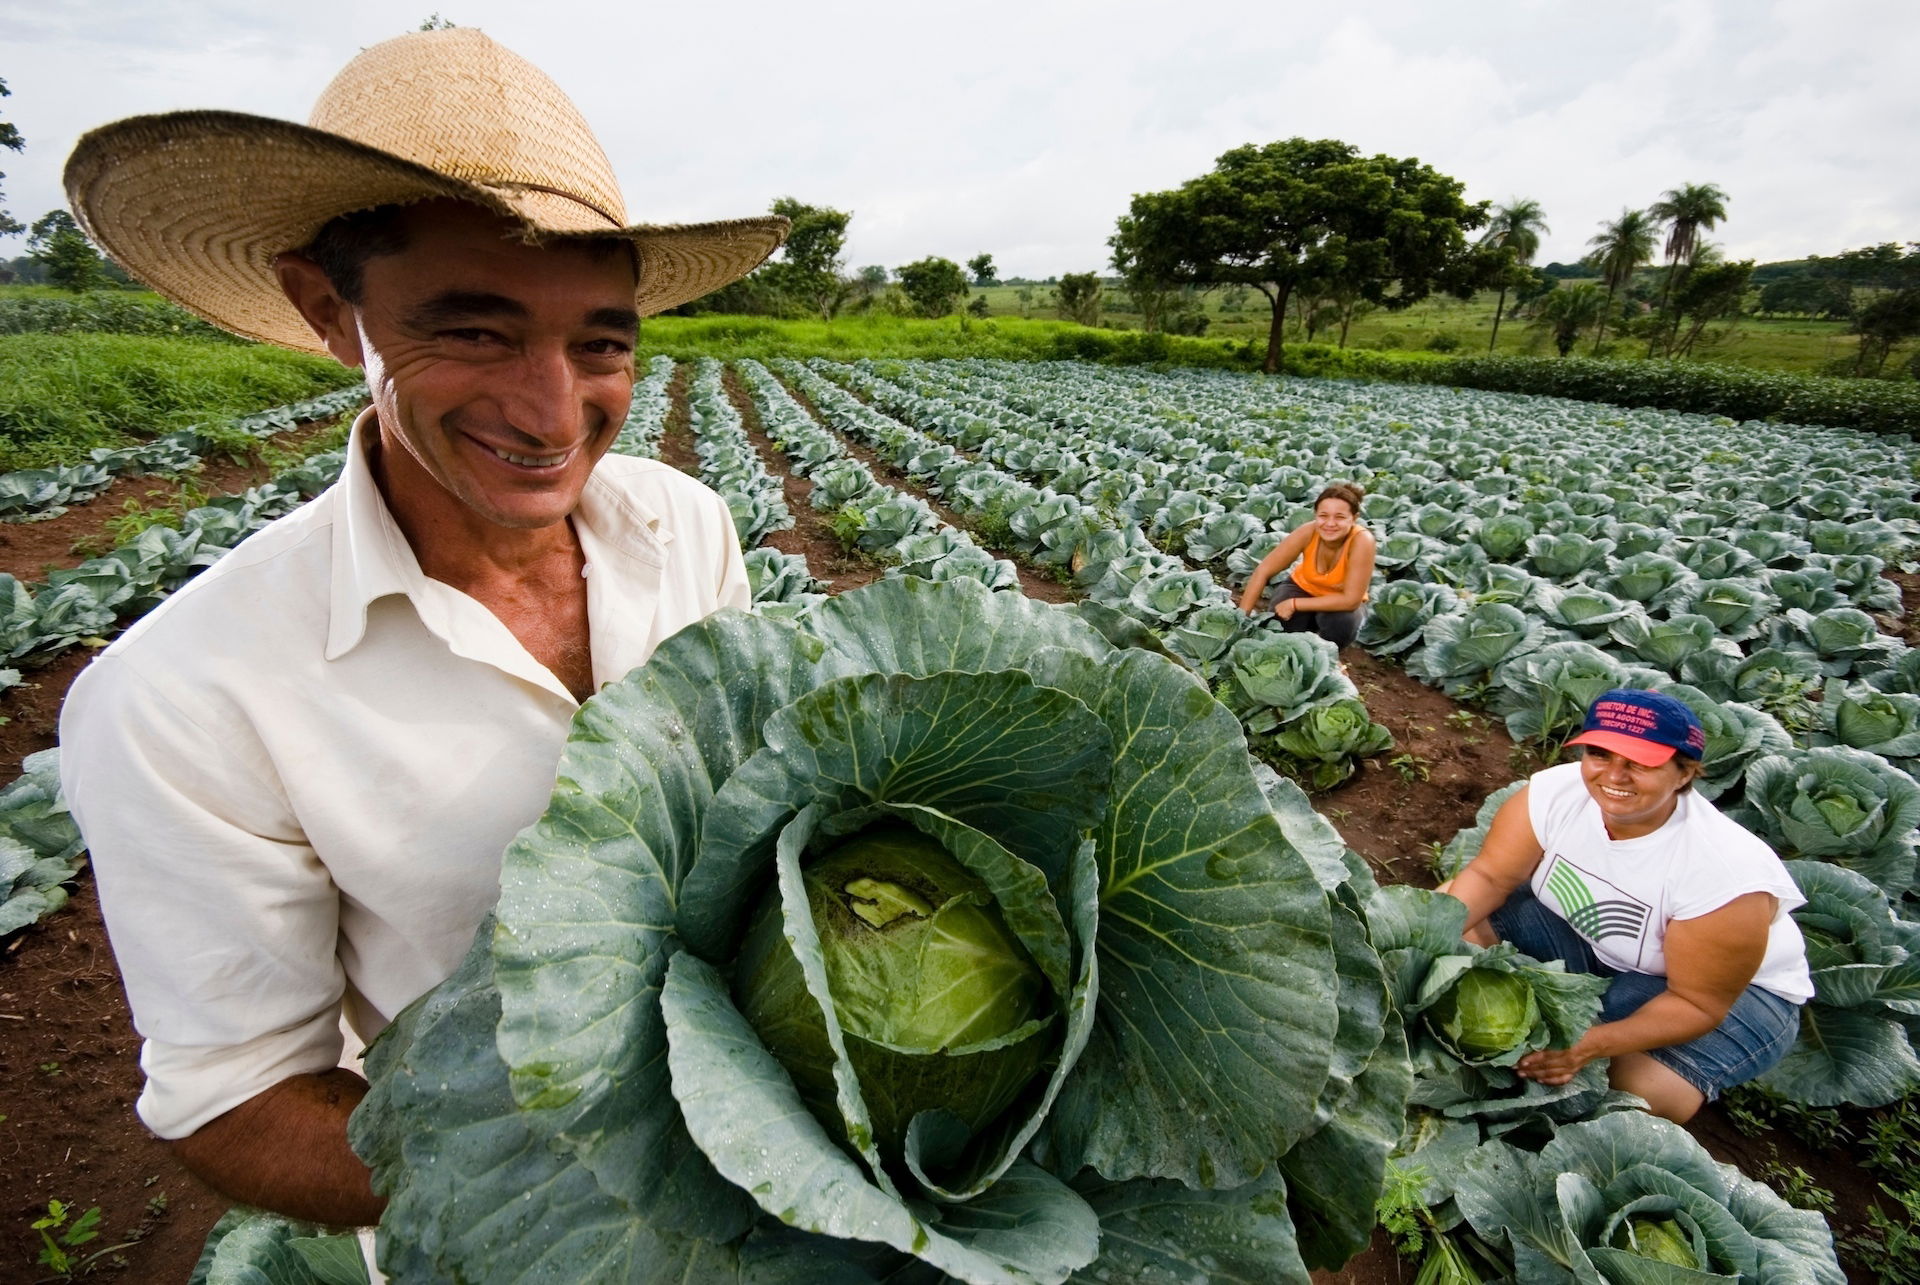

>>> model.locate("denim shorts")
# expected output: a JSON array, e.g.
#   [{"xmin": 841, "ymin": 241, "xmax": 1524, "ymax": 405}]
[{"xmin": 1489, "ymin": 885, "xmax": 1801, "ymax": 1100}]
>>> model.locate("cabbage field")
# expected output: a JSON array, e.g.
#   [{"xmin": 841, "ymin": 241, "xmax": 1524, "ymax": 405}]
[{"xmin": 7, "ymin": 356, "xmax": 1920, "ymax": 1283}]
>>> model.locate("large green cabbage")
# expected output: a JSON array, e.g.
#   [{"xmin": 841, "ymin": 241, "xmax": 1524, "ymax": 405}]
[
  {"xmin": 1450, "ymin": 1114, "xmax": 1843, "ymax": 1284},
  {"xmin": 344, "ymin": 579, "xmax": 1405, "ymax": 1283}
]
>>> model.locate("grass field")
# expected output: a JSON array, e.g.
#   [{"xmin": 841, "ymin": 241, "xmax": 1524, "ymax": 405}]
[
  {"xmin": 972, "ymin": 282, "xmax": 1875, "ymax": 374},
  {"xmin": 0, "ymin": 332, "xmax": 360, "ymax": 471}
]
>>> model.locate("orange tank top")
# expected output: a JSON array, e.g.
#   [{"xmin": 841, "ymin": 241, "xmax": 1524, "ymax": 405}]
[{"xmin": 1290, "ymin": 528, "xmax": 1361, "ymax": 597}]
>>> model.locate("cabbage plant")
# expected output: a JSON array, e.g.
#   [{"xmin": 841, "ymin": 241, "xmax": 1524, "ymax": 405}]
[
  {"xmin": 1816, "ymin": 682, "xmax": 1920, "ymax": 767},
  {"xmin": 1450, "ymin": 1113, "xmax": 1843, "ymax": 1284},
  {"xmin": 1356, "ymin": 580, "xmax": 1460, "ymax": 656},
  {"xmin": 348, "ymin": 579, "xmax": 1405, "ymax": 1283},
  {"xmin": 1405, "ymin": 602, "xmax": 1547, "ymax": 699},
  {"xmin": 1759, "ymin": 861, "xmax": 1920, "ymax": 1107},
  {"xmin": 1219, "ymin": 631, "xmax": 1357, "ymax": 734},
  {"xmin": 1770, "ymin": 607, "xmax": 1905, "ymax": 679},
  {"xmin": 1734, "ymin": 747, "xmax": 1920, "ymax": 900},
  {"xmin": 1657, "ymin": 683, "xmax": 1793, "ymax": 801},
  {"xmin": 1270, "ymin": 698, "xmax": 1394, "ymax": 791},
  {"xmin": 1489, "ymin": 640, "xmax": 1628, "ymax": 745}
]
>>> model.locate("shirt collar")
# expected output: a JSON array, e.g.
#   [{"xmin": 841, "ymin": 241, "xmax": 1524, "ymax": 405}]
[{"xmin": 325, "ymin": 409, "xmax": 674, "ymax": 662}]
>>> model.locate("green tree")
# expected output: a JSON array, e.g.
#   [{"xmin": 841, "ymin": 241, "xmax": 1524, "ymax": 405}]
[
  {"xmin": 28, "ymin": 209, "xmax": 107, "ymax": 292},
  {"xmin": 966, "ymin": 253, "xmax": 997, "ymax": 286},
  {"xmin": 758, "ymin": 197, "xmax": 853, "ymax": 322},
  {"xmin": 1665, "ymin": 258, "xmax": 1753, "ymax": 357},
  {"xmin": 894, "ymin": 256, "xmax": 968, "ymax": 317},
  {"xmin": 1527, "ymin": 282, "xmax": 1605, "ymax": 357},
  {"xmin": 1585, "ymin": 207, "xmax": 1656, "ymax": 355},
  {"xmin": 1646, "ymin": 182, "xmax": 1728, "ymax": 355},
  {"xmin": 1056, "ymin": 271, "xmax": 1102, "ymax": 326},
  {"xmin": 1112, "ymin": 137, "xmax": 1491, "ymax": 372},
  {"xmin": 0, "ymin": 76, "xmax": 24, "ymax": 239},
  {"xmin": 1479, "ymin": 197, "xmax": 1548, "ymax": 353},
  {"xmin": 1110, "ymin": 213, "xmax": 1181, "ymax": 332}
]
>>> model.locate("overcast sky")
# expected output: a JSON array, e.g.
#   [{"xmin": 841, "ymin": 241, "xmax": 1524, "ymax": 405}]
[{"xmin": 4, "ymin": 0, "xmax": 1916, "ymax": 279}]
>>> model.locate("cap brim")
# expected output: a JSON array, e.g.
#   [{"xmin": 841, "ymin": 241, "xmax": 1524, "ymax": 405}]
[
  {"xmin": 65, "ymin": 110, "xmax": 788, "ymax": 354},
  {"xmin": 1566, "ymin": 730, "xmax": 1677, "ymax": 767}
]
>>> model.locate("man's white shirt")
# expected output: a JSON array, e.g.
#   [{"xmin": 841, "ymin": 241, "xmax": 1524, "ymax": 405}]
[{"xmin": 59, "ymin": 410, "xmax": 749, "ymax": 1137}]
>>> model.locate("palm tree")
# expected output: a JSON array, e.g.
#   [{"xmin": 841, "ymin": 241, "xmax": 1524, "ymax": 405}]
[
  {"xmin": 1479, "ymin": 198, "xmax": 1549, "ymax": 354},
  {"xmin": 1586, "ymin": 208, "xmax": 1657, "ymax": 355},
  {"xmin": 1527, "ymin": 283, "xmax": 1606, "ymax": 357},
  {"xmin": 1647, "ymin": 182, "xmax": 1729, "ymax": 355}
]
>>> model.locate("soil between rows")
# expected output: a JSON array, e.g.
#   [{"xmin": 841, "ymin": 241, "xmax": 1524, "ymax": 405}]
[{"xmin": 0, "ymin": 387, "xmax": 1895, "ymax": 1282}]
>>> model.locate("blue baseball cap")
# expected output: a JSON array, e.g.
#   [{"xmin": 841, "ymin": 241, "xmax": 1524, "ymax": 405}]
[{"xmin": 1565, "ymin": 688, "xmax": 1706, "ymax": 766}]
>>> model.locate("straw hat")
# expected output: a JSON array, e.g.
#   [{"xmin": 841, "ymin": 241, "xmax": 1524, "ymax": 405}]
[{"xmin": 63, "ymin": 28, "xmax": 789, "ymax": 354}]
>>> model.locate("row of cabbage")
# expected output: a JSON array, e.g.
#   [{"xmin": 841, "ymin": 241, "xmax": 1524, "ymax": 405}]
[
  {"xmin": 776, "ymin": 358, "xmax": 1394, "ymax": 789},
  {"xmin": 0, "ymin": 384, "xmax": 368, "ymax": 522},
  {"xmin": 819, "ymin": 357, "xmax": 1920, "ymax": 1108},
  {"xmin": 731, "ymin": 358, "xmax": 1032, "ymax": 606}
]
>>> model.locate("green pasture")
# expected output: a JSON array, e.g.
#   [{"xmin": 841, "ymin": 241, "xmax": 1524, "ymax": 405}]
[
  {"xmin": 0, "ymin": 332, "xmax": 360, "ymax": 471},
  {"xmin": 974, "ymin": 283, "xmax": 1868, "ymax": 374}
]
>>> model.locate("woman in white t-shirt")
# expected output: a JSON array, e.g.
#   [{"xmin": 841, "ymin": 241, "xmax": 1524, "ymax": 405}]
[{"xmin": 1442, "ymin": 688, "xmax": 1812, "ymax": 1123}]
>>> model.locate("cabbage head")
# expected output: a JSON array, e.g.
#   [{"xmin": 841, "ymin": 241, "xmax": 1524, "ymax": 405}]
[
  {"xmin": 347, "ymin": 579, "xmax": 1405, "ymax": 1284},
  {"xmin": 1405, "ymin": 602, "xmax": 1547, "ymax": 698}
]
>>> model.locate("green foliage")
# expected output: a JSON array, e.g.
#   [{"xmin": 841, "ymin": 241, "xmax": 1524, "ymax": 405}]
[
  {"xmin": 26, "ymin": 210, "xmax": 108, "ymax": 293},
  {"xmin": 0, "ymin": 75, "xmax": 22, "ymax": 239},
  {"xmin": 759, "ymin": 197, "xmax": 853, "ymax": 322},
  {"xmin": 0, "ymin": 290, "xmax": 236, "ymax": 340},
  {"xmin": 966, "ymin": 253, "xmax": 996, "ymax": 286},
  {"xmin": 894, "ymin": 255, "xmax": 969, "ymax": 318},
  {"xmin": 1286, "ymin": 347, "xmax": 1920, "ymax": 434},
  {"xmin": 1115, "ymin": 137, "xmax": 1493, "ymax": 371},
  {"xmin": 0, "ymin": 333, "xmax": 357, "ymax": 470},
  {"xmin": 344, "ymin": 579, "xmax": 1400, "ymax": 1282},
  {"xmin": 1055, "ymin": 272, "xmax": 1101, "ymax": 326},
  {"xmin": 1844, "ymin": 1186, "xmax": 1920, "ymax": 1285}
]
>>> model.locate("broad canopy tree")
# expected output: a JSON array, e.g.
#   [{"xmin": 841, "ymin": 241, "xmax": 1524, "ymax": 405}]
[
  {"xmin": 758, "ymin": 197, "xmax": 853, "ymax": 322},
  {"xmin": 894, "ymin": 255, "xmax": 969, "ymax": 318},
  {"xmin": 1111, "ymin": 138, "xmax": 1494, "ymax": 372}
]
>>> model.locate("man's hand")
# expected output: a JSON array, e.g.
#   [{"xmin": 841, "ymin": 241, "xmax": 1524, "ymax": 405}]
[{"xmin": 170, "ymin": 1069, "xmax": 386, "ymax": 1227}]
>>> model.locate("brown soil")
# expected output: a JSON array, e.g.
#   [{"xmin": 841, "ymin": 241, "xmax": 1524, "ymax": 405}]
[
  {"xmin": 769, "ymin": 372, "xmax": 1075, "ymax": 605},
  {"xmin": 0, "ymin": 395, "xmax": 1893, "ymax": 1283},
  {"xmin": 0, "ymin": 418, "xmax": 351, "ymax": 590}
]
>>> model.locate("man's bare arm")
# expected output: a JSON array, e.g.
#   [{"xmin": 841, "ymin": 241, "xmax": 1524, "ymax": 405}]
[{"xmin": 170, "ymin": 1068, "xmax": 386, "ymax": 1227}]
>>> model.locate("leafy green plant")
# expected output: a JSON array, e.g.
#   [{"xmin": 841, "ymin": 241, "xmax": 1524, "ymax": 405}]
[
  {"xmin": 1451, "ymin": 1113, "xmax": 1843, "ymax": 1283},
  {"xmin": 338, "ymin": 579, "xmax": 1404, "ymax": 1283},
  {"xmin": 1843, "ymin": 1185, "xmax": 1920, "ymax": 1285},
  {"xmin": 30, "ymin": 1200, "xmax": 139, "ymax": 1280}
]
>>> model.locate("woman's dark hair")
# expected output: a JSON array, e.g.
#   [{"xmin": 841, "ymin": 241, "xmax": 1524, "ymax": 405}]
[{"xmin": 1314, "ymin": 482, "xmax": 1365, "ymax": 516}]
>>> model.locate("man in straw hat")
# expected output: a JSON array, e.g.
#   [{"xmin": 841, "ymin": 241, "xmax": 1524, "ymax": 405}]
[{"xmin": 57, "ymin": 27, "xmax": 787, "ymax": 1225}]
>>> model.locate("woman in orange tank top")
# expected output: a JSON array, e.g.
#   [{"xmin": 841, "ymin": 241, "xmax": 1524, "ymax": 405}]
[{"xmin": 1236, "ymin": 482, "xmax": 1377, "ymax": 650}]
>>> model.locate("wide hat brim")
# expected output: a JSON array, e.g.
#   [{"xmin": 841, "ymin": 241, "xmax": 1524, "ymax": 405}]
[{"xmin": 65, "ymin": 110, "xmax": 788, "ymax": 355}]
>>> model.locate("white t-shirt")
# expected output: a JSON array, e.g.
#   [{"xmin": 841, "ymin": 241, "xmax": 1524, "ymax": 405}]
[
  {"xmin": 1527, "ymin": 761, "xmax": 1813, "ymax": 1003},
  {"xmin": 60, "ymin": 411, "xmax": 750, "ymax": 1138}
]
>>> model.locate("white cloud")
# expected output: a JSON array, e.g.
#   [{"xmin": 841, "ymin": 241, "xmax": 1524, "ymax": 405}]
[{"xmin": 3, "ymin": 0, "xmax": 1914, "ymax": 277}]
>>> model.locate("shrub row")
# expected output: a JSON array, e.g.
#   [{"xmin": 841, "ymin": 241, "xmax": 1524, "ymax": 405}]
[
  {"xmin": 0, "ymin": 290, "xmax": 236, "ymax": 343},
  {"xmin": 1280, "ymin": 347, "xmax": 1920, "ymax": 437}
]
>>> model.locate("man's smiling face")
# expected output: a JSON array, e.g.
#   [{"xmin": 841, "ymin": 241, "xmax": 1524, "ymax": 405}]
[{"xmin": 342, "ymin": 200, "xmax": 639, "ymax": 535}]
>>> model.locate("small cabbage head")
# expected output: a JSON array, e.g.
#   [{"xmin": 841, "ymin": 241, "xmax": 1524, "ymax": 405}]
[
  {"xmin": 734, "ymin": 827, "xmax": 1051, "ymax": 1153},
  {"xmin": 1614, "ymin": 1215, "xmax": 1700, "ymax": 1268},
  {"xmin": 1428, "ymin": 968, "xmax": 1541, "ymax": 1062}
]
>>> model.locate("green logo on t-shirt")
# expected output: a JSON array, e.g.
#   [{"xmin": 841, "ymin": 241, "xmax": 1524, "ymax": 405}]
[{"xmin": 1544, "ymin": 857, "xmax": 1651, "ymax": 943}]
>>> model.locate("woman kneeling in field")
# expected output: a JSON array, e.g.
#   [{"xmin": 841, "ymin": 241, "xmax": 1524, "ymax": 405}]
[
  {"xmin": 1440, "ymin": 688, "xmax": 1812, "ymax": 1122},
  {"xmin": 1237, "ymin": 482, "xmax": 1375, "ymax": 649}
]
